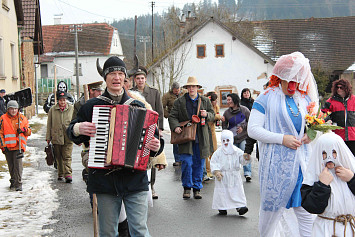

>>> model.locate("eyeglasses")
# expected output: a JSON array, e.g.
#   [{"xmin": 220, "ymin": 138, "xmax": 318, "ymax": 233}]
[{"xmin": 337, "ymin": 86, "xmax": 344, "ymax": 90}]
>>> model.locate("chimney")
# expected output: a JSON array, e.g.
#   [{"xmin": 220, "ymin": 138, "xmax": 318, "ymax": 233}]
[
  {"xmin": 181, "ymin": 13, "xmax": 186, "ymax": 22},
  {"xmin": 54, "ymin": 14, "xmax": 63, "ymax": 25},
  {"xmin": 187, "ymin": 11, "xmax": 191, "ymax": 18}
]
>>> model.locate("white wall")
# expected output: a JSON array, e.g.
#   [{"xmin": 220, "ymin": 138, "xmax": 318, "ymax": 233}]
[{"xmin": 150, "ymin": 21, "xmax": 273, "ymax": 95}]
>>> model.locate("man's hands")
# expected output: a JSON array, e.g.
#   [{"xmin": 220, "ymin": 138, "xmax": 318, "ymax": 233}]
[
  {"xmin": 214, "ymin": 171, "xmax": 223, "ymax": 181},
  {"xmin": 17, "ymin": 128, "xmax": 26, "ymax": 134},
  {"xmin": 146, "ymin": 137, "xmax": 160, "ymax": 152},
  {"xmin": 174, "ymin": 127, "xmax": 182, "ymax": 134},
  {"xmin": 319, "ymin": 167, "xmax": 333, "ymax": 185},
  {"xmin": 200, "ymin": 109, "xmax": 207, "ymax": 117},
  {"xmin": 155, "ymin": 164, "xmax": 166, "ymax": 171},
  {"xmin": 282, "ymin": 135, "xmax": 302, "ymax": 149},
  {"xmin": 335, "ymin": 166, "xmax": 354, "ymax": 182},
  {"xmin": 79, "ymin": 122, "xmax": 97, "ymax": 137}
]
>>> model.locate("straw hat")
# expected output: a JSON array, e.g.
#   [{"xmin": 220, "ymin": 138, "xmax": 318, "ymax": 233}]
[{"xmin": 183, "ymin": 76, "xmax": 202, "ymax": 89}]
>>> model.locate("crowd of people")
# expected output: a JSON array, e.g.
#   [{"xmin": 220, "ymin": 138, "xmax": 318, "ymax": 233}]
[{"xmin": 2, "ymin": 51, "xmax": 354, "ymax": 237}]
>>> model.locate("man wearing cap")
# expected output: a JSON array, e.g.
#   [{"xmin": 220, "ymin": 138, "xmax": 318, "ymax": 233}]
[
  {"xmin": 162, "ymin": 82, "xmax": 183, "ymax": 166},
  {"xmin": 0, "ymin": 100, "xmax": 31, "ymax": 191},
  {"xmin": 132, "ymin": 66, "xmax": 164, "ymax": 199},
  {"xmin": 66, "ymin": 56, "xmax": 164, "ymax": 237},
  {"xmin": 0, "ymin": 89, "xmax": 6, "ymax": 116},
  {"xmin": 46, "ymin": 91, "xmax": 74, "ymax": 183},
  {"xmin": 169, "ymin": 76, "xmax": 215, "ymax": 199}
]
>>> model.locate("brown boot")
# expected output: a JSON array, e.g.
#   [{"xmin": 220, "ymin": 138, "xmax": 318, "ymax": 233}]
[
  {"xmin": 183, "ymin": 188, "xmax": 191, "ymax": 199},
  {"xmin": 193, "ymin": 189, "xmax": 202, "ymax": 199}
]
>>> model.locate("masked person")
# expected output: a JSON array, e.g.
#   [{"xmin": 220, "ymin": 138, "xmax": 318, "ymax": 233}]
[
  {"xmin": 0, "ymin": 100, "xmax": 31, "ymax": 191},
  {"xmin": 210, "ymin": 130, "xmax": 250, "ymax": 216},
  {"xmin": 43, "ymin": 81, "xmax": 75, "ymax": 113},
  {"xmin": 248, "ymin": 52, "xmax": 319, "ymax": 237},
  {"xmin": 46, "ymin": 91, "xmax": 74, "ymax": 183},
  {"xmin": 66, "ymin": 56, "xmax": 163, "ymax": 237},
  {"xmin": 301, "ymin": 132, "xmax": 355, "ymax": 236}
]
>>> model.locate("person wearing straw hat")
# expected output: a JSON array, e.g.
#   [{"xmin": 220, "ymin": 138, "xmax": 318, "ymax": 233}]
[{"xmin": 169, "ymin": 76, "xmax": 215, "ymax": 199}]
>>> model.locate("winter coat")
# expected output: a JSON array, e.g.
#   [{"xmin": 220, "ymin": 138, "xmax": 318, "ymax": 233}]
[
  {"xmin": 132, "ymin": 85, "xmax": 164, "ymax": 130},
  {"xmin": 322, "ymin": 94, "xmax": 355, "ymax": 141},
  {"xmin": 208, "ymin": 104, "xmax": 221, "ymax": 151},
  {"xmin": 240, "ymin": 97, "xmax": 254, "ymax": 111},
  {"xmin": 66, "ymin": 89, "xmax": 163, "ymax": 195},
  {"xmin": 0, "ymin": 112, "xmax": 31, "ymax": 151},
  {"xmin": 168, "ymin": 93, "xmax": 215, "ymax": 159},
  {"xmin": 72, "ymin": 96, "xmax": 85, "ymax": 121},
  {"xmin": 222, "ymin": 105, "xmax": 250, "ymax": 144},
  {"xmin": 0, "ymin": 97, "xmax": 6, "ymax": 116},
  {"xmin": 46, "ymin": 103, "xmax": 74, "ymax": 145},
  {"xmin": 162, "ymin": 91, "xmax": 181, "ymax": 118}
]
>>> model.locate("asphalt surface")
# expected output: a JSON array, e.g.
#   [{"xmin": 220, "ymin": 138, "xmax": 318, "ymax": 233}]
[{"xmin": 31, "ymin": 125, "xmax": 261, "ymax": 237}]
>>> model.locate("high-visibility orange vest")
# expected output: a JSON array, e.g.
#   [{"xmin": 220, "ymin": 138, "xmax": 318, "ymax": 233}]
[{"xmin": 2, "ymin": 114, "xmax": 28, "ymax": 151}]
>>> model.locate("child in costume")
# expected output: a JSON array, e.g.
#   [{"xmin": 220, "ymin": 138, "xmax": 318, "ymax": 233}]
[
  {"xmin": 210, "ymin": 130, "xmax": 250, "ymax": 215},
  {"xmin": 301, "ymin": 132, "xmax": 355, "ymax": 236}
]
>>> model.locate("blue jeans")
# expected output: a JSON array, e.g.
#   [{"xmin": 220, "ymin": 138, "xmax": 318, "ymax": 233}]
[
  {"xmin": 173, "ymin": 144, "xmax": 180, "ymax": 162},
  {"xmin": 96, "ymin": 191, "xmax": 150, "ymax": 237},
  {"xmin": 179, "ymin": 142, "xmax": 205, "ymax": 190},
  {"xmin": 235, "ymin": 140, "xmax": 251, "ymax": 177}
]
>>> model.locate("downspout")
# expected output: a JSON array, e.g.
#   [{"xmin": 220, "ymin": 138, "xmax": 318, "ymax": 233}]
[{"xmin": 18, "ymin": 26, "xmax": 24, "ymax": 89}]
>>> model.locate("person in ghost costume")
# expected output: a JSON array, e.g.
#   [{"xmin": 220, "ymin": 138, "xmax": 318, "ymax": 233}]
[
  {"xmin": 301, "ymin": 132, "xmax": 355, "ymax": 237},
  {"xmin": 210, "ymin": 130, "xmax": 250, "ymax": 216},
  {"xmin": 248, "ymin": 52, "xmax": 319, "ymax": 237}
]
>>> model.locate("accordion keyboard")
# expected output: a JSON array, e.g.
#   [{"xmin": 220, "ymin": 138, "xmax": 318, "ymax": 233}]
[{"xmin": 88, "ymin": 106, "xmax": 111, "ymax": 168}]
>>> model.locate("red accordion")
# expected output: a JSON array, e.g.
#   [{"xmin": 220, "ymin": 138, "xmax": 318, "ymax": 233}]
[{"xmin": 88, "ymin": 104, "xmax": 159, "ymax": 171}]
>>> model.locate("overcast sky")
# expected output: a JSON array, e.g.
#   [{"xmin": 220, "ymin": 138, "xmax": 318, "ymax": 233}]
[{"xmin": 40, "ymin": 0, "xmax": 213, "ymax": 25}]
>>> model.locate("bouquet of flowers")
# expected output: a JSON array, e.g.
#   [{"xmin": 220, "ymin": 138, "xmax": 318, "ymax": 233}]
[{"xmin": 305, "ymin": 102, "xmax": 343, "ymax": 140}]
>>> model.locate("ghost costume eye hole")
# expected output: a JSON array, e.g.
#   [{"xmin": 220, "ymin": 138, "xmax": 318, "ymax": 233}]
[
  {"xmin": 222, "ymin": 139, "xmax": 230, "ymax": 143},
  {"xmin": 332, "ymin": 150, "xmax": 337, "ymax": 159},
  {"xmin": 322, "ymin": 151, "xmax": 327, "ymax": 160}
]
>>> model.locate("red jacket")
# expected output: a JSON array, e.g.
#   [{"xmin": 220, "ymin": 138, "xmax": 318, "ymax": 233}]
[{"xmin": 322, "ymin": 94, "xmax": 355, "ymax": 141}]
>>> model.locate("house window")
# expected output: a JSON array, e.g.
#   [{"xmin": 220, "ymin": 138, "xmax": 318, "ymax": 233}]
[
  {"xmin": 10, "ymin": 43, "xmax": 17, "ymax": 79},
  {"xmin": 215, "ymin": 44, "xmax": 224, "ymax": 57},
  {"xmin": 0, "ymin": 38, "xmax": 4, "ymax": 77},
  {"xmin": 196, "ymin": 45, "xmax": 206, "ymax": 58},
  {"xmin": 2, "ymin": 0, "xmax": 9, "ymax": 11}
]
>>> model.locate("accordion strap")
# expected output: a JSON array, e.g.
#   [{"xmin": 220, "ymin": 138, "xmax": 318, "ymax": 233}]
[{"xmin": 97, "ymin": 95, "xmax": 134, "ymax": 105}]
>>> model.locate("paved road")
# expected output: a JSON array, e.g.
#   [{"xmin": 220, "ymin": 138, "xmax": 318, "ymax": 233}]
[{"xmin": 36, "ymin": 126, "xmax": 261, "ymax": 236}]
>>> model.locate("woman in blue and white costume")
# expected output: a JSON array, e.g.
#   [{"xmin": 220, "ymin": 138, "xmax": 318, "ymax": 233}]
[{"xmin": 248, "ymin": 52, "xmax": 319, "ymax": 237}]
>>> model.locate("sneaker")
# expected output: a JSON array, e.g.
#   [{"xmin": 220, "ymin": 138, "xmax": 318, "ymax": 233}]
[
  {"xmin": 193, "ymin": 190, "xmax": 202, "ymax": 199},
  {"xmin": 218, "ymin": 210, "xmax": 227, "ymax": 215},
  {"xmin": 57, "ymin": 176, "xmax": 64, "ymax": 181},
  {"xmin": 173, "ymin": 162, "xmax": 181, "ymax": 166},
  {"xmin": 245, "ymin": 176, "xmax": 252, "ymax": 182},
  {"xmin": 203, "ymin": 176, "xmax": 212, "ymax": 182},
  {"xmin": 65, "ymin": 176, "xmax": 72, "ymax": 183},
  {"xmin": 237, "ymin": 207, "xmax": 248, "ymax": 215},
  {"xmin": 183, "ymin": 189, "xmax": 191, "ymax": 199}
]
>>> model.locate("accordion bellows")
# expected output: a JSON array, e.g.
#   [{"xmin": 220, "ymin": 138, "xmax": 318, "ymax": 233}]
[{"xmin": 88, "ymin": 104, "xmax": 159, "ymax": 171}]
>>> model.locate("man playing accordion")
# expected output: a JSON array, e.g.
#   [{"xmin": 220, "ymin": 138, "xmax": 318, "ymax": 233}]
[{"xmin": 67, "ymin": 56, "xmax": 164, "ymax": 237}]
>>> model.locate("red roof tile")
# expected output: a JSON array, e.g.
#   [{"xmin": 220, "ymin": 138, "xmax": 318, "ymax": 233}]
[{"xmin": 42, "ymin": 23, "xmax": 115, "ymax": 56}]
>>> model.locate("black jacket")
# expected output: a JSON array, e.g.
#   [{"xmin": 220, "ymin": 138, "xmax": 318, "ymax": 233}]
[
  {"xmin": 301, "ymin": 174, "xmax": 355, "ymax": 214},
  {"xmin": 66, "ymin": 88, "xmax": 163, "ymax": 195}
]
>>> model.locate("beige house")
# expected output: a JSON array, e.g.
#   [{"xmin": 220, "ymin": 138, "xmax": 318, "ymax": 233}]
[{"xmin": 0, "ymin": 0, "xmax": 23, "ymax": 93}]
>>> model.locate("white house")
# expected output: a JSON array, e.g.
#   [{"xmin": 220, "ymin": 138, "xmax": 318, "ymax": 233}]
[
  {"xmin": 148, "ymin": 17, "xmax": 275, "ymax": 106},
  {"xmin": 38, "ymin": 23, "xmax": 124, "ymax": 96}
]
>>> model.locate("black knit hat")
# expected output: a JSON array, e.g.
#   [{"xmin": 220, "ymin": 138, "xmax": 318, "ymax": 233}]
[
  {"xmin": 102, "ymin": 56, "xmax": 127, "ymax": 79},
  {"xmin": 57, "ymin": 91, "xmax": 68, "ymax": 100}
]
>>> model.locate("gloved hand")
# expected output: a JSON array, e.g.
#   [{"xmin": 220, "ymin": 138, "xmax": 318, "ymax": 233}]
[
  {"xmin": 17, "ymin": 128, "xmax": 26, "ymax": 134},
  {"xmin": 214, "ymin": 171, "xmax": 223, "ymax": 181},
  {"xmin": 243, "ymin": 153, "xmax": 251, "ymax": 161},
  {"xmin": 2, "ymin": 147, "xmax": 9, "ymax": 154}
]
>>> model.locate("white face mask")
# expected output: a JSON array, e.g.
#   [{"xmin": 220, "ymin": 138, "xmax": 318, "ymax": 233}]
[
  {"xmin": 58, "ymin": 82, "xmax": 67, "ymax": 92},
  {"xmin": 221, "ymin": 130, "xmax": 236, "ymax": 155}
]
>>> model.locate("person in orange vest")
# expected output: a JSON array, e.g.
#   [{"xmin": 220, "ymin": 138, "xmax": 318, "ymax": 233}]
[{"xmin": 0, "ymin": 100, "xmax": 31, "ymax": 191}]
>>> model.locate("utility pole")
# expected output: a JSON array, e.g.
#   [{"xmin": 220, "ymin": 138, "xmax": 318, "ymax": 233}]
[
  {"xmin": 151, "ymin": 1, "xmax": 155, "ymax": 86},
  {"xmin": 139, "ymin": 36, "xmax": 150, "ymax": 66},
  {"xmin": 70, "ymin": 24, "xmax": 82, "ymax": 99}
]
